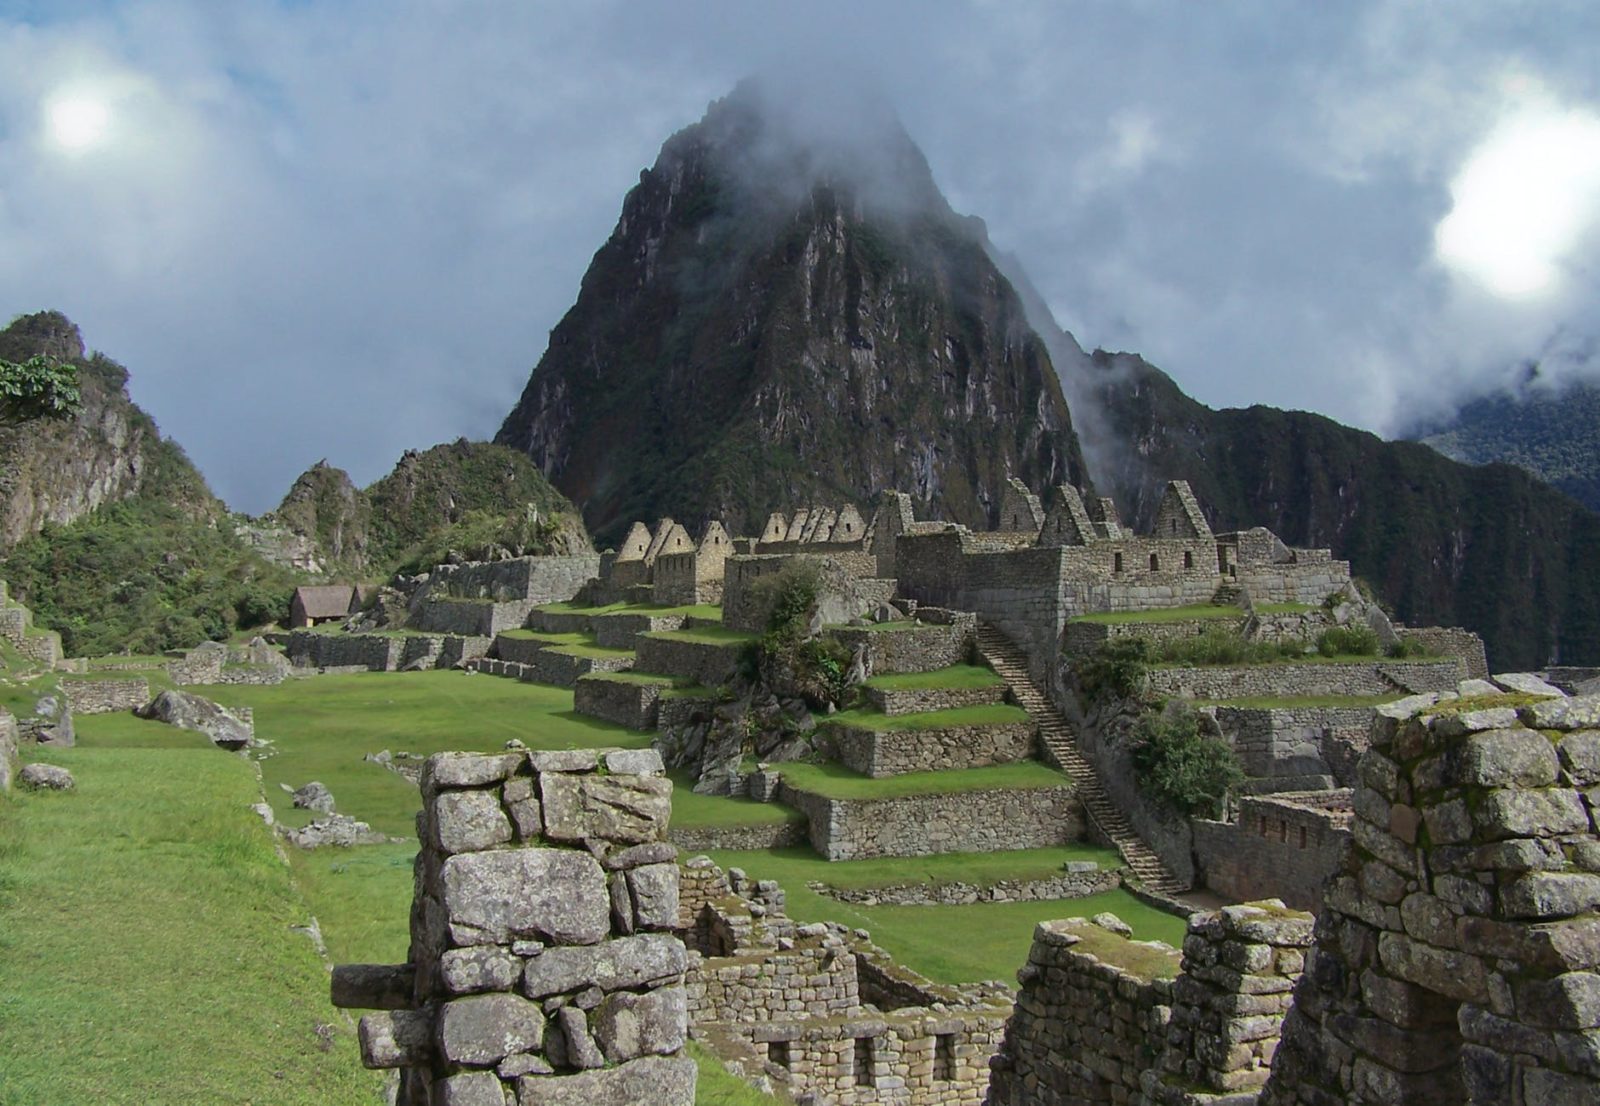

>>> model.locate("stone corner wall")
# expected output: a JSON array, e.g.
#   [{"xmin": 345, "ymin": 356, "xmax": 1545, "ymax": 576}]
[
  {"xmin": 331, "ymin": 747, "xmax": 696, "ymax": 1106},
  {"xmin": 1260, "ymin": 692, "xmax": 1600, "ymax": 1106}
]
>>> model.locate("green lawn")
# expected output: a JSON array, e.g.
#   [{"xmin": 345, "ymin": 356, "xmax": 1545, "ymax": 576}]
[
  {"xmin": 774, "ymin": 759, "xmax": 1069, "ymax": 800},
  {"xmin": 703, "ymin": 847, "xmax": 1186, "ymax": 984},
  {"xmin": 497, "ymin": 629, "xmax": 590, "ymax": 644},
  {"xmin": 668, "ymin": 770, "xmax": 805, "ymax": 829},
  {"xmin": 541, "ymin": 601, "xmax": 724, "ymax": 621},
  {"xmin": 827, "ymin": 703, "xmax": 1030, "ymax": 732},
  {"xmin": 0, "ymin": 746, "xmax": 382, "ymax": 1104},
  {"xmin": 1197, "ymin": 694, "xmax": 1399, "ymax": 709},
  {"xmin": 643, "ymin": 626, "xmax": 758, "ymax": 647},
  {"xmin": 1254, "ymin": 602, "xmax": 1315, "ymax": 615},
  {"xmin": 708, "ymin": 845, "xmax": 1122, "ymax": 891},
  {"xmin": 77, "ymin": 671, "xmax": 646, "ymax": 837},
  {"xmin": 546, "ymin": 643, "xmax": 636, "ymax": 660},
  {"xmin": 863, "ymin": 664, "xmax": 1003, "ymax": 691}
]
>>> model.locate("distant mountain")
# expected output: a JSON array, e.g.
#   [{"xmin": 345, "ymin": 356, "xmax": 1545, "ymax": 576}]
[
  {"xmin": 1415, "ymin": 377, "xmax": 1600, "ymax": 514},
  {"xmin": 1076, "ymin": 351, "xmax": 1600, "ymax": 669},
  {"xmin": 269, "ymin": 440, "xmax": 589, "ymax": 576},
  {"xmin": 496, "ymin": 78, "xmax": 1088, "ymax": 544}
]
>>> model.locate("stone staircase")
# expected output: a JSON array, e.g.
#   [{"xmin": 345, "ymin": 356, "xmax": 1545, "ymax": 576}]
[
  {"xmin": 1212, "ymin": 581, "xmax": 1244, "ymax": 607},
  {"xmin": 976, "ymin": 623, "xmax": 1187, "ymax": 895}
]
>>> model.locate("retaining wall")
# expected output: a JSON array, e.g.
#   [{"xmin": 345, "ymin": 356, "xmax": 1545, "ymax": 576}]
[
  {"xmin": 863, "ymin": 682, "xmax": 1006, "ymax": 715},
  {"xmin": 1193, "ymin": 791, "xmax": 1352, "ymax": 913},
  {"xmin": 634, "ymin": 635, "xmax": 746, "ymax": 687},
  {"xmin": 832, "ymin": 617, "xmax": 976, "ymax": 676},
  {"xmin": 777, "ymin": 781, "xmax": 1083, "ymax": 861},
  {"xmin": 1147, "ymin": 657, "xmax": 1464, "ymax": 699},
  {"xmin": 822, "ymin": 719, "xmax": 1035, "ymax": 777},
  {"xmin": 59, "ymin": 676, "xmax": 151, "ymax": 714},
  {"xmin": 573, "ymin": 676, "xmax": 667, "ymax": 730}
]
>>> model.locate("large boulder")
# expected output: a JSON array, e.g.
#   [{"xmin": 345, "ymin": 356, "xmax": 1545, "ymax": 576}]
[
  {"xmin": 292, "ymin": 781, "xmax": 336, "ymax": 814},
  {"xmin": 284, "ymin": 814, "xmax": 395, "ymax": 849},
  {"xmin": 19, "ymin": 762, "xmax": 74, "ymax": 790},
  {"xmin": 28, "ymin": 695, "xmax": 75, "ymax": 747},
  {"xmin": 136, "ymin": 689, "xmax": 255, "ymax": 750},
  {"xmin": 0, "ymin": 710, "xmax": 17, "ymax": 791}
]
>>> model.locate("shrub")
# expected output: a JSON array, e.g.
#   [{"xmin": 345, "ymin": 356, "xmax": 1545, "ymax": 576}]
[
  {"xmin": 1153, "ymin": 628, "xmax": 1305, "ymax": 667},
  {"xmin": 1316, "ymin": 625, "xmax": 1379, "ymax": 658},
  {"xmin": 1075, "ymin": 639, "xmax": 1149, "ymax": 703},
  {"xmin": 1129, "ymin": 707, "xmax": 1245, "ymax": 820}
]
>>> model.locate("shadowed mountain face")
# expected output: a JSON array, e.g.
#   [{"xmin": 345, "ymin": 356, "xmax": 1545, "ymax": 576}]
[{"xmin": 495, "ymin": 79, "xmax": 1089, "ymax": 545}]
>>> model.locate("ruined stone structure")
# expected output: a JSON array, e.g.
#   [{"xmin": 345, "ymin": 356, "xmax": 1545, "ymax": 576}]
[
  {"xmin": 595, "ymin": 520, "xmax": 732, "ymax": 606},
  {"xmin": 57, "ymin": 675, "xmax": 151, "ymax": 714},
  {"xmin": 1194, "ymin": 792, "xmax": 1353, "ymax": 913},
  {"xmin": 680, "ymin": 855, "xmax": 1012, "ymax": 1104},
  {"xmin": 1259, "ymin": 693, "xmax": 1600, "ymax": 1105},
  {"xmin": 332, "ymin": 747, "xmax": 696, "ymax": 1105}
]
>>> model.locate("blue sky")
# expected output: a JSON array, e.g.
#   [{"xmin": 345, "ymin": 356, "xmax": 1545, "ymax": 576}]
[{"xmin": 2, "ymin": 1, "xmax": 1598, "ymax": 512}]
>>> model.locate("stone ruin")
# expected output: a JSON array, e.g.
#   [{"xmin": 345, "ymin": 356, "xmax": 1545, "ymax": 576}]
[{"xmin": 332, "ymin": 747, "xmax": 696, "ymax": 1106}]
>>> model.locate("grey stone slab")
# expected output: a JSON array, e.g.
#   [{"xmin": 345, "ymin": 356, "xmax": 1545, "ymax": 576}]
[
  {"xmin": 442, "ymin": 848, "xmax": 609, "ymax": 945},
  {"xmin": 438, "ymin": 992, "xmax": 545, "ymax": 1066},
  {"xmin": 515, "ymin": 1054, "xmax": 696, "ymax": 1105}
]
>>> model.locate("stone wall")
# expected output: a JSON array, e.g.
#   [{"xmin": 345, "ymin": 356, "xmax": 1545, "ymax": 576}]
[
  {"xmin": 411, "ymin": 596, "xmax": 534, "ymax": 637},
  {"xmin": 493, "ymin": 635, "xmax": 555, "ymax": 666},
  {"xmin": 633, "ymin": 635, "xmax": 745, "ymax": 687},
  {"xmin": 1147, "ymin": 658, "xmax": 1465, "ymax": 700},
  {"xmin": 573, "ymin": 676, "xmax": 669, "ymax": 731},
  {"xmin": 778, "ymin": 780, "xmax": 1084, "ymax": 861},
  {"xmin": 428, "ymin": 554, "xmax": 601, "ymax": 604},
  {"xmin": 863, "ymin": 682, "xmax": 1006, "ymax": 716},
  {"xmin": 823, "ymin": 719, "xmax": 1036, "ymax": 777},
  {"xmin": 331, "ymin": 747, "xmax": 695, "ymax": 1106},
  {"xmin": 1063, "ymin": 616, "xmax": 1250, "ymax": 657},
  {"xmin": 986, "ymin": 917, "xmax": 1178, "ymax": 1105},
  {"xmin": 59, "ymin": 676, "xmax": 151, "ymax": 714},
  {"xmin": 721, "ymin": 553, "xmax": 890, "ymax": 634},
  {"xmin": 1259, "ymin": 693, "xmax": 1600, "ymax": 1105},
  {"xmin": 1235, "ymin": 560, "xmax": 1352, "ymax": 606},
  {"xmin": 820, "ymin": 866, "xmax": 1120, "ymax": 907},
  {"xmin": 286, "ymin": 631, "xmax": 403, "ymax": 672},
  {"xmin": 667, "ymin": 821, "xmax": 809, "ymax": 853},
  {"xmin": 1399, "ymin": 625, "xmax": 1490, "ymax": 678},
  {"xmin": 1193, "ymin": 792, "xmax": 1352, "ymax": 913},
  {"xmin": 591, "ymin": 612, "xmax": 686, "ymax": 649},
  {"xmin": 1211, "ymin": 704, "xmax": 1376, "ymax": 790},
  {"xmin": 0, "ymin": 709, "xmax": 16, "ymax": 792},
  {"xmin": 832, "ymin": 616, "xmax": 976, "ymax": 676}
]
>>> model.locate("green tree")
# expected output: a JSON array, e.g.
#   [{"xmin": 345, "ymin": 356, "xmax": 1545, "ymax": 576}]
[
  {"xmin": 0, "ymin": 355, "xmax": 81, "ymax": 427},
  {"xmin": 1129, "ymin": 706, "xmax": 1245, "ymax": 820}
]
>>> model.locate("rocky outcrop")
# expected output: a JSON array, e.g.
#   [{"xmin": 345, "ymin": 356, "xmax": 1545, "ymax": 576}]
[
  {"xmin": 495, "ymin": 78, "xmax": 1090, "ymax": 543},
  {"xmin": 19, "ymin": 762, "xmax": 74, "ymax": 790},
  {"xmin": 135, "ymin": 689, "xmax": 255, "ymax": 751},
  {"xmin": 0, "ymin": 311, "xmax": 217, "ymax": 550}
]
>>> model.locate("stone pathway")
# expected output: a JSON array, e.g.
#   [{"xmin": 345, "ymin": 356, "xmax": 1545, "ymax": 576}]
[{"xmin": 976, "ymin": 623, "xmax": 1187, "ymax": 895}]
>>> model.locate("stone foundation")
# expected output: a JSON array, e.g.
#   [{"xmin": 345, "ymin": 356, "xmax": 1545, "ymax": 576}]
[
  {"xmin": 1147, "ymin": 658, "xmax": 1465, "ymax": 700},
  {"xmin": 59, "ymin": 676, "xmax": 150, "ymax": 714},
  {"xmin": 332, "ymin": 747, "xmax": 695, "ymax": 1105},
  {"xmin": 573, "ymin": 675, "xmax": 671, "ymax": 731},
  {"xmin": 633, "ymin": 634, "xmax": 746, "ymax": 687},
  {"xmin": 778, "ymin": 780, "xmax": 1084, "ymax": 861},
  {"xmin": 863, "ymin": 682, "xmax": 1007, "ymax": 716},
  {"xmin": 823, "ymin": 718, "xmax": 1037, "ymax": 777}
]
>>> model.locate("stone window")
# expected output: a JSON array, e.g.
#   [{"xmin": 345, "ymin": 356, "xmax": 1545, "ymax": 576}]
[
  {"xmin": 853, "ymin": 1036, "xmax": 877, "ymax": 1088},
  {"xmin": 1149, "ymin": 553, "xmax": 1160, "ymax": 572},
  {"xmin": 767, "ymin": 1040, "xmax": 790, "ymax": 1069},
  {"xmin": 1260, "ymin": 816, "xmax": 1269, "ymax": 836},
  {"xmin": 1170, "ymin": 518, "xmax": 1178, "ymax": 535},
  {"xmin": 934, "ymin": 1033, "xmax": 956, "ymax": 1081},
  {"xmin": 1184, "ymin": 550, "xmax": 1194, "ymax": 570},
  {"xmin": 1299, "ymin": 826, "xmax": 1308, "ymax": 849},
  {"xmin": 1113, "ymin": 552, "xmax": 1124, "ymax": 573}
]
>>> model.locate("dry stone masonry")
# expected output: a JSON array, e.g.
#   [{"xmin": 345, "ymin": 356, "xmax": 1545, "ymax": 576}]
[
  {"xmin": 1259, "ymin": 692, "xmax": 1600, "ymax": 1105},
  {"xmin": 332, "ymin": 747, "xmax": 696, "ymax": 1106}
]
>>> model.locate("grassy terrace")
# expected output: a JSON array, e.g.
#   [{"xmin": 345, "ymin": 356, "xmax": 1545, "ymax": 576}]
[
  {"xmin": 495, "ymin": 628, "xmax": 635, "ymax": 661},
  {"xmin": 863, "ymin": 664, "xmax": 1003, "ymax": 690},
  {"xmin": 0, "ymin": 745, "xmax": 380, "ymax": 1103},
  {"xmin": 775, "ymin": 759, "xmax": 1070, "ymax": 800},
  {"xmin": 719, "ymin": 844, "xmax": 1123, "ymax": 891},
  {"xmin": 581, "ymin": 671, "xmax": 717, "ymax": 699},
  {"xmin": 1197, "ymin": 694, "xmax": 1401, "ymax": 709},
  {"xmin": 1149, "ymin": 653, "xmax": 1397, "ymax": 667},
  {"xmin": 704, "ymin": 846, "xmax": 1185, "ymax": 983},
  {"xmin": 643, "ymin": 625, "xmax": 758, "ymax": 647},
  {"xmin": 668, "ymin": 770, "xmax": 806, "ymax": 829},
  {"xmin": 827, "ymin": 703, "xmax": 1031, "ymax": 731},
  {"xmin": 540, "ymin": 600, "xmax": 724, "ymax": 621},
  {"xmin": 1070, "ymin": 604, "xmax": 1245, "ymax": 624}
]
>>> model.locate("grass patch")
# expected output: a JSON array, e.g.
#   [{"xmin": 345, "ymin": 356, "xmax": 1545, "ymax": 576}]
[
  {"xmin": 668, "ymin": 770, "xmax": 805, "ymax": 829},
  {"xmin": 76, "ymin": 671, "xmax": 645, "ymax": 837},
  {"xmin": 0, "ymin": 745, "xmax": 381, "ymax": 1103},
  {"xmin": 863, "ymin": 664, "xmax": 1003, "ymax": 691},
  {"xmin": 776, "ymin": 759, "xmax": 1069, "ymax": 801},
  {"xmin": 826, "ymin": 619, "xmax": 929, "ymax": 632},
  {"xmin": 594, "ymin": 603, "xmax": 724, "ymax": 621},
  {"xmin": 828, "ymin": 703, "xmax": 1030, "ymax": 732},
  {"xmin": 1197, "ymin": 694, "xmax": 1400, "ymax": 709},
  {"xmin": 717, "ymin": 845, "xmax": 1122, "ymax": 891},
  {"xmin": 1254, "ymin": 602, "xmax": 1315, "ymax": 615},
  {"xmin": 644, "ymin": 626, "xmax": 758, "ymax": 647},
  {"xmin": 580, "ymin": 670, "xmax": 685, "ymax": 688},
  {"xmin": 288, "ymin": 843, "xmax": 417, "ymax": 967},
  {"xmin": 545, "ymin": 643, "xmax": 636, "ymax": 660},
  {"xmin": 1070, "ymin": 604, "xmax": 1245, "ymax": 625},
  {"xmin": 703, "ymin": 847, "xmax": 1186, "ymax": 984},
  {"xmin": 689, "ymin": 1041, "xmax": 782, "ymax": 1104},
  {"xmin": 497, "ymin": 629, "xmax": 590, "ymax": 644}
]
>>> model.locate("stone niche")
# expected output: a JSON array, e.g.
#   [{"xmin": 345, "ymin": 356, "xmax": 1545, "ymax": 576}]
[{"xmin": 332, "ymin": 747, "xmax": 696, "ymax": 1106}]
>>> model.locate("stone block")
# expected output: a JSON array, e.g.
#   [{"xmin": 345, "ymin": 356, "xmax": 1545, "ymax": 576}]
[
  {"xmin": 438, "ymin": 993, "xmax": 546, "ymax": 1066},
  {"xmin": 359, "ymin": 1009, "xmax": 434, "ymax": 1069},
  {"xmin": 591, "ymin": 987, "xmax": 688, "ymax": 1062},
  {"xmin": 540, "ymin": 773, "xmax": 672, "ymax": 845},
  {"xmin": 625, "ymin": 863, "xmax": 679, "ymax": 931},
  {"xmin": 1377, "ymin": 932, "xmax": 1488, "ymax": 1003},
  {"xmin": 436, "ymin": 1071, "xmax": 511, "ymax": 1106},
  {"xmin": 1515, "ymin": 972, "xmax": 1600, "ymax": 1029},
  {"xmin": 1522, "ymin": 695, "xmax": 1600, "ymax": 731},
  {"xmin": 1522, "ymin": 1067, "xmax": 1600, "ymax": 1106},
  {"xmin": 442, "ymin": 849, "xmax": 609, "ymax": 946},
  {"xmin": 1473, "ymin": 788, "xmax": 1590, "ymax": 840},
  {"xmin": 520, "ymin": 934, "xmax": 685, "ymax": 998},
  {"xmin": 442, "ymin": 946, "xmax": 523, "ymax": 994},
  {"xmin": 425, "ymin": 752, "xmax": 524, "ymax": 793},
  {"xmin": 603, "ymin": 748, "xmax": 664, "ymax": 776},
  {"xmin": 552, "ymin": 1005, "xmax": 604, "ymax": 1070},
  {"xmin": 1559, "ymin": 731, "xmax": 1600, "ymax": 786},
  {"xmin": 1457, "ymin": 728, "xmax": 1559, "ymax": 788},
  {"xmin": 515, "ymin": 1055, "xmax": 696, "ymax": 1105},
  {"xmin": 434, "ymin": 790, "xmax": 514, "ymax": 854},
  {"xmin": 331, "ymin": 962, "xmax": 415, "ymax": 1009},
  {"xmin": 528, "ymin": 749, "xmax": 600, "ymax": 773},
  {"xmin": 1502, "ymin": 872, "xmax": 1600, "ymax": 920}
]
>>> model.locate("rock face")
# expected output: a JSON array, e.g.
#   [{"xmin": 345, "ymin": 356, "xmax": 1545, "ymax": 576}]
[
  {"xmin": 0, "ymin": 311, "xmax": 218, "ymax": 550},
  {"xmin": 495, "ymin": 78, "xmax": 1090, "ymax": 543},
  {"xmin": 135, "ymin": 690, "xmax": 254, "ymax": 750},
  {"xmin": 291, "ymin": 781, "xmax": 336, "ymax": 814}
]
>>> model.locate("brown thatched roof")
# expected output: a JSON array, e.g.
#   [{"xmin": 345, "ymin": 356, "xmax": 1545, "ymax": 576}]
[{"xmin": 294, "ymin": 585, "xmax": 356, "ymax": 619}]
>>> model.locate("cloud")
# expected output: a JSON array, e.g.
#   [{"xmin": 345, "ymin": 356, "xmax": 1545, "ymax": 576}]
[{"xmin": 0, "ymin": 0, "xmax": 1596, "ymax": 511}]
